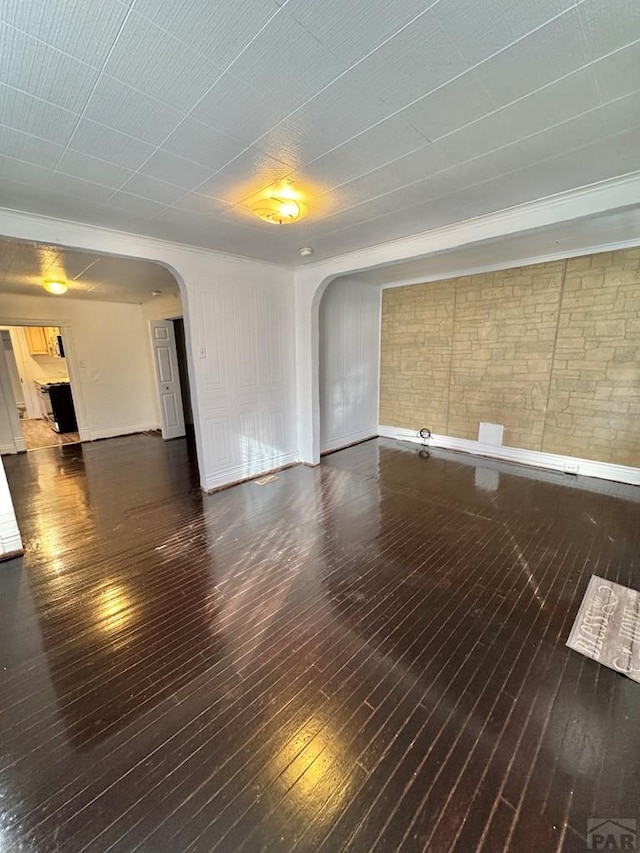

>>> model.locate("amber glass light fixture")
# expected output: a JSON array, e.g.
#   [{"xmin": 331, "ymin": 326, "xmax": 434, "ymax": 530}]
[
  {"xmin": 43, "ymin": 280, "xmax": 68, "ymax": 295},
  {"xmin": 249, "ymin": 181, "xmax": 308, "ymax": 224}
]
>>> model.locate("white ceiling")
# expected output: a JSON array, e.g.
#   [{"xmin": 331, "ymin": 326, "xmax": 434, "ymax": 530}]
[
  {"xmin": 0, "ymin": 238, "xmax": 179, "ymax": 303},
  {"xmin": 0, "ymin": 0, "xmax": 638, "ymax": 265},
  {"xmin": 347, "ymin": 204, "xmax": 640, "ymax": 286}
]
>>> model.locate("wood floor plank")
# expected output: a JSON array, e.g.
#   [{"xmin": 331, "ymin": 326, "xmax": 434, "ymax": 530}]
[{"xmin": 1, "ymin": 435, "xmax": 639, "ymax": 852}]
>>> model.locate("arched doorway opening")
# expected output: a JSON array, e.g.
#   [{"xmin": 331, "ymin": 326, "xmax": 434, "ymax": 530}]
[
  {"xmin": 0, "ymin": 236, "xmax": 199, "ymax": 469},
  {"xmin": 317, "ymin": 276, "xmax": 384, "ymax": 456}
]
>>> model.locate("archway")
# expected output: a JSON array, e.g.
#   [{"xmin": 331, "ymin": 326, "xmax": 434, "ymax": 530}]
[
  {"xmin": 0, "ymin": 235, "xmax": 202, "ymax": 477},
  {"xmin": 318, "ymin": 276, "xmax": 383, "ymax": 455}
]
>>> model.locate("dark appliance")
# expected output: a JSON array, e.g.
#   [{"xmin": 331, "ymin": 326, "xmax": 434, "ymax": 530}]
[
  {"xmin": 39, "ymin": 382, "xmax": 78, "ymax": 433},
  {"xmin": 53, "ymin": 334, "xmax": 65, "ymax": 358}
]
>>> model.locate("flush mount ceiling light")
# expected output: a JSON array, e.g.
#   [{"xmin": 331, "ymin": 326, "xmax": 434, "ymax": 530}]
[
  {"xmin": 249, "ymin": 181, "xmax": 308, "ymax": 225},
  {"xmin": 150, "ymin": 290, "xmax": 162, "ymax": 296},
  {"xmin": 43, "ymin": 280, "xmax": 68, "ymax": 295},
  {"xmin": 251, "ymin": 196, "xmax": 308, "ymax": 225}
]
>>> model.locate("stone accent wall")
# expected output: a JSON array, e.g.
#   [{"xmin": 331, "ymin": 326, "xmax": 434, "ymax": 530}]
[
  {"xmin": 379, "ymin": 247, "xmax": 640, "ymax": 467},
  {"xmin": 379, "ymin": 280, "xmax": 454, "ymax": 433},
  {"xmin": 543, "ymin": 250, "xmax": 640, "ymax": 465}
]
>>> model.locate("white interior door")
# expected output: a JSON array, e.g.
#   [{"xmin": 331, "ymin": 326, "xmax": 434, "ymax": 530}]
[{"xmin": 150, "ymin": 320, "xmax": 186, "ymax": 440}]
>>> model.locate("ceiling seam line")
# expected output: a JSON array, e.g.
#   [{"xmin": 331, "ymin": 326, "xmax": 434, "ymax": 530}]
[
  {"xmin": 295, "ymin": 43, "xmax": 640, "ymax": 215},
  {"xmin": 315, "ymin": 145, "xmax": 640, "ymax": 244}
]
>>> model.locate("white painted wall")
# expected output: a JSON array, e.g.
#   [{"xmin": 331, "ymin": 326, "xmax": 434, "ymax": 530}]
[
  {"xmin": 294, "ymin": 173, "xmax": 640, "ymax": 466},
  {"xmin": 0, "ymin": 457, "xmax": 22, "ymax": 558},
  {"xmin": 142, "ymin": 292, "xmax": 184, "ymax": 429},
  {"xmin": 319, "ymin": 279, "xmax": 381, "ymax": 453},
  {"xmin": 0, "ymin": 293, "xmax": 159, "ymax": 447},
  {"xmin": 0, "ymin": 331, "xmax": 23, "ymax": 405},
  {"xmin": 0, "ymin": 208, "xmax": 297, "ymax": 492},
  {"xmin": 0, "ymin": 376, "xmax": 17, "ymax": 454}
]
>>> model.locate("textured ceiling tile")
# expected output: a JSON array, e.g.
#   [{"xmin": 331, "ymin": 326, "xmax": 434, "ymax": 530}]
[
  {"xmin": 0, "ymin": 126, "xmax": 63, "ymax": 168},
  {"xmin": 170, "ymin": 192, "xmax": 229, "ymax": 215},
  {"xmin": 494, "ymin": 66, "xmax": 601, "ymax": 141},
  {"xmin": 187, "ymin": 217, "xmax": 294, "ymax": 263},
  {"xmin": 442, "ymin": 68, "xmax": 599, "ymax": 162},
  {"xmin": 0, "ymin": 233, "xmax": 180, "ymax": 301},
  {"xmin": 400, "ymin": 73, "xmax": 498, "ymax": 141},
  {"xmin": 407, "ymin": 143, "xmax": 532, "ymax": 201},
  {"xmin": 474, "ymin": 9, "xmax": 591, "ymax": 106},
  {"xmin": 68, "ymin": 119, "xmax": 156, "ymax": 170},
  {"xmin": 472, "ymin": 130, "xmax": 640, "ymax": 202},
  {"xmin": 0, "ymin": 175, "xmax": 45, "ymax": 211},
  {"xmin": 139, "ymin": 150, "xmax": 213, "ymax": 190},
  {"xmin": 230, "ymin": 13, "xmax": 345, "ymax": 111},
  {"xmin": 434, "ymin": 0, "xmax": 578, "ymax": 66},
  {"xmin": 600, "ymin": 91, "xmax": 640, "ymax": 135},
  {"xmin": 50, "ymin": 249, "xmax": 101, "ymax": 280},
  {"xmin": 345, "ymin": 10, "xmax": 471, "ymax": 112},
  {"xmin": 46, "ymin": 171, "xmax": 115, "ymax": 203},
  {"xmin": 119, "ymin": 173, "xmax": 186, "ymax": 204},
  {"xmin": 0, "ymin": 22, "xmax": 99, "ymax": 111},
  {"xmin": 294, "ymin": 117, "xmax": 427, "ymax": 194},
  {"xmin": 594, "ymin": 41, "xmax": 640, "ymax": 102},
  {"xmin": 383, "ymin": 140, "xmax": 458, "ymax": 186},
  {"xmin": 134, "ymin": 0, "xmax": 278, "ymax": 67},
  {"xmin": 291, "ymin": 146, "xmax": 377, "ymax": 196},
  {"xmin": 254, "ymin": 76, "xmax": 393, "ymax": 166},
  {"xmin": 286, "ymin": 0, "xmax": 437, "ymax": 65},
  {"xmin": 162, "ymin": 118, "xmax": 241, "ymax": 172},
  {"xmin": 83, "ymin": 76, "xmax": 184, "ymax": 145},
  {"xmin": 0, "ymin": 0, "xmax": 638, "ymax": 264},
  {"xmin": 0, "ymin": 83, "xmax": 78, "ymax": 145},
  {"xmin": 105, "ymin": 190, "xmax": 169, "ymax": 217},
  {"xmin": 79, "ymin": 204, "xmax": 167, "ymax": 236},
  {"xmin": 56, "ymin": 149, "xmax": 133, "ymax": 188},
  {"xmin": 198, "ymin": 147, "xmax": 291, "ymax": 203},
  {"xmin": 326, "ymin": 117, "xmax": 427, "ymax": 176},
  {"xmin": 190, "ymin": 72, "xmax": 294, "ymax": 145},
  {"xmin": 0, "ymin": 153, "xmax": 53, "ymax": 185},
  {"xmin": 315, "ymin": 169, "xmax": 406, "ymax": 212},
  {"xmin": 0, "ymin": 0, "xmax": 129, "ymax": 66},
  {"xmin": 520, "ymin": 110, "xmax": 610, "ymax": 161},
  {"xmin": 104, "ymin": 11, "xmax": 223, "ymax": 111},
  {"xmin": 579, "ymin": 0, "xmax": 640, "ymax": 59}
]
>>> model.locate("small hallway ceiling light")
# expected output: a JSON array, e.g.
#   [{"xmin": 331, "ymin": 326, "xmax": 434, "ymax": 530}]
[
  {"xmin": 299, "ymin": 247, "xmax": 314, "ymax": 257},
  {"xmin": 150, "ymin": 290, "xmax": 162, "ymax": 296},
  {"xmin": 249, "ymin": 181, "xmax": 308, "ymax": 225},
  {"xmin": 43, "ymin": 281, "xmax": 68, "ymax": 295}
]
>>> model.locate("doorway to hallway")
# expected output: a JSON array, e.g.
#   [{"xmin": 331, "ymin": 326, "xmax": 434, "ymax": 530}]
[{"xmin": 1, "ymin": 325, "xmax": 80, "ymax": 451}]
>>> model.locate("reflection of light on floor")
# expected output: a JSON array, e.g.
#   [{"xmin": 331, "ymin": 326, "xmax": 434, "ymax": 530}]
[
  {"xmin": 36, "ymin": 520, "xmax": 64, "ymax": 561},
  {"xmin": 96, "ymin": 584, "xmax": 131, "ymax": 636},
  {"xmin": 547, "ymin": 692, "xmax": 606, "ymax": 778},
  {"xmin": 272, "ymin": 718, "xmax": 349, "ymax": 820}
]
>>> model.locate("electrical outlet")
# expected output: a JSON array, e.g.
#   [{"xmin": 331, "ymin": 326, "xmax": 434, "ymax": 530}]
[
  {"xmin": 563, "ymin": 462, "xmax": 579, "ymax": 475},
  {"xmin": 199, "ymin": 346, "xmax": 207, "ymax": 359}
]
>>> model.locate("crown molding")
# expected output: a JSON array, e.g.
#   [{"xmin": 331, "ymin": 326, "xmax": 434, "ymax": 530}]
[
  {"xmin": 1, "ymin": 170, "xmax": 638, "ymax": 281},
  {"xmin": 296, "ymin": 171, "xmax": 640, "ymax": 281},
  {"xmin": 0, "ymin": 205, "xmax": 292, "ymax": 273}
]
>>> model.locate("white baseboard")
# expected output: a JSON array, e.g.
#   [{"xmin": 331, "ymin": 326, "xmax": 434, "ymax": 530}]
[
  {"xmin": 0, "ymin": 443, "xmax": 18, "ymax": 455},
  {"xmin": 86, "ymin": 424, "xmax": 160, "ymax": 441},
  {"xmin": 204, "ymin": 450, "xmax": 299, "ymax": 492},
  {"xmin": 378, "ymin": 425, "xmax": 640, "ymax": 487},
  {"xmin": 320, "ymin": 429, "xmax": 378, "ymax": 455}
]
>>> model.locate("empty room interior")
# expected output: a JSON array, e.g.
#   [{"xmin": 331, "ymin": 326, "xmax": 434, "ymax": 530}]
[{"xmin": 0, "ymin": 1, "xmax": 639, "ymax": 852}]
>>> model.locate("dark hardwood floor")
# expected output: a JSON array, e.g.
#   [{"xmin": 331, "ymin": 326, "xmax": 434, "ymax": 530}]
[{"xmin": 1, "ymin": 435, "xmax": 639, "ymax": 852}]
